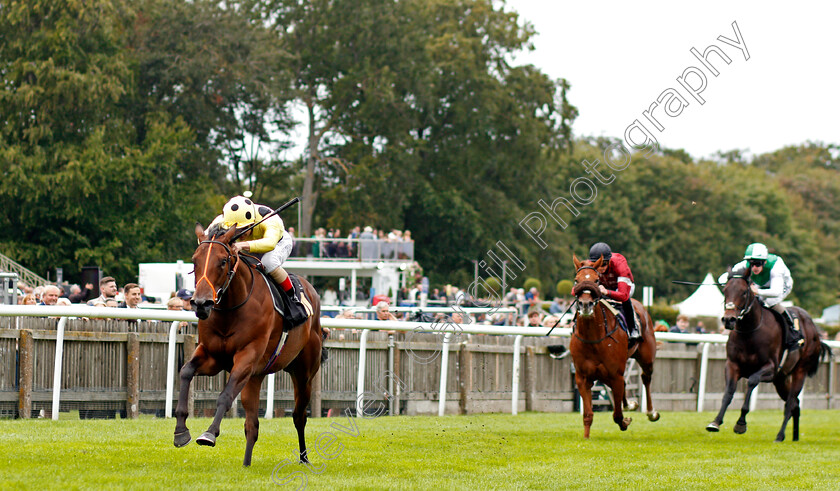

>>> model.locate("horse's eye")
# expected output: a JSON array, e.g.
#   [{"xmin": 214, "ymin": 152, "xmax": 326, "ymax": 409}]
[{"xmin": 220, "ymin": 258, "xmax": 227, "ymax": 266}]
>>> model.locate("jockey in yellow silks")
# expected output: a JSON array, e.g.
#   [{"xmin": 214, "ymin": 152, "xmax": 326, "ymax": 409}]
[{"xmin": 209, "ymin": 195, "xmax": 312, "ymax": 325}]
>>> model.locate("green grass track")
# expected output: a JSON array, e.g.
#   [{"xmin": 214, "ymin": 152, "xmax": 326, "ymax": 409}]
[{"xmin": 1, "ymin": 411, "xmax": 839, "ymax": 490}]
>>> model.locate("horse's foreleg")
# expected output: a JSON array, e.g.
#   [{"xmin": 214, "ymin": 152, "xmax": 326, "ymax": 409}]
[
  {"xmin": 609, "ymin": 375, "xmax": 631, "ymax": 431},
  {"xmin": 735, "ymin": 362, "xmax": 774, "ymax": 435},
  {"xmin": 197, "ymin": 351, "xmax": 259, "ymax": 447},
  {"xmin": 240, "ymin": 375, "xmax": 265, "ymax": 466},
  {"xmin": 707, "ymin": 362, "xmax": 739, "ymax": 432},
  {"xmin": 575, "ymin": 373, "xmax": 595, "ymax": 439},
  {"xmin": 775, "ymin": 372, "xmax": 806, "ymax": 442},
  {"xmin": 174, "ymin": 345, "xmax": 218, "ymax": 448}
]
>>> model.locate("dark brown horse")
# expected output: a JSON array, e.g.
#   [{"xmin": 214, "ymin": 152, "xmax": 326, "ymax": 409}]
[
  {"xmin": 173, "ymin": 224, "xmax": 325, "ymax": 466},
  {"xmin": 706, "ymin": 271, "xmax": 829, "ymax": 441},
  {"xmin": 570, "ymin": 255, "xmax": 659, "ymax": 438}
]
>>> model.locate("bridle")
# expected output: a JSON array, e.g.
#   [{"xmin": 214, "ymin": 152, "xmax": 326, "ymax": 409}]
[
  {"xmin": 194, "ymin": 239, "xmax": 255, "ymax": 311},
  {"xmin": 572, "ymin": 264, "xmax": 618, "ymax": 344},
  {"xmin": 724, "ymin": 275, "xmax": 763, "ymax": 332}
]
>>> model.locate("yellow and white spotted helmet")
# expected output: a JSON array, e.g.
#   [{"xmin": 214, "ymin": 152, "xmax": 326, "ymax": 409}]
[{"xmin": 222, "ymin": 196, "xmax": 258, "ymax": 228}]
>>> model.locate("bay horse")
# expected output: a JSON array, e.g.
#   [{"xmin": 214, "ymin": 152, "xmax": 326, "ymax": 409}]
[
  {"xmin": 706, "ymin": 270, "xmax": 829, "ymax": 441},
  {"xmin": 570, "ymin": 255, "xmax": 660, "ymax": 438},
  {"xmin": 173, "ymin": 224, "xmax": 325, "ymax": 466}
]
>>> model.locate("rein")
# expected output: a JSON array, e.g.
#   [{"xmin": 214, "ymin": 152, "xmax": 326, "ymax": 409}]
[
  {"xmin": 725, "ymin": 276, "xmax": 764, "ymax": 333},
  {"xmin": 195, "ymin": 239, "xmax": 254, "ymax": 312},
  {"xmin": 573, "ymin": 303, "xmax": 619, "ymax": 344}
]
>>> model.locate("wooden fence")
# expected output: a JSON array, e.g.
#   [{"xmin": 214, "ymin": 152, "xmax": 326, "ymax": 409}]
[{"xmin": 1, "ymin": 317, "xmax": 838, "ymax": 419}]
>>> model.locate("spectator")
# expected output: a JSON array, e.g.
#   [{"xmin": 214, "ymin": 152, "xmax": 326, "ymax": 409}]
[
  {"xmin": 670, "ymin": 314, "xmax": 690, "ymax": 333},
  {"xmin": 56, "ymin": 298, "xmax": 72, "ymax": 307},
  {"xmin": 526, "ymin": 309, "xmax": 543, "ymax": 327},
  {"xmin": 375, "ymin": 301, "xmax": 398, "ymax": 321},
  {"xmin": 166, "ymin": 297, "xmax": 184, "ymax": 311},
  {"xmin": 91, "ymin": 299, "xmax": 107, "ymax": 308},
  {"xmin": 287, "ymin": 227, "xmax": 298, "ymax": 257},
  {"xmin": 549, "ymin": 297, "xmax": 566, "ymax": 314},
  {"xmin": 322, "ymin": 286, "xmax": 338, "ymax": 306},
  {"xmin": 176, "ymin": 289, "xmax": 194, "ymax": 310},
  {"xmin": 654, "ymin": 320, "xmax": 670, "ymax": 331},
  {"xmin": 695, "ymin": 321, "xmax": 707, "ymax": 334},
  {"xmin": 104, "ymin": 298, "xmax": 119, "ymax": 308},
  {"xmin": 20, "ymin": 293, "xmax": 37, "ymax": 305},
  {"xmin": 121, "ymin": 283, "xmax": 142, "ymax": 308},
  {"xmin": 88, "ymin": 276, "xmax": 118, "ymax": 306},
  {"xmin": 68, "ymin": 283, "xmax": 94, "ymax": 303},
  {"xmin": 40, "ymin": 285, "xmax": 61, "ymax": 306}
]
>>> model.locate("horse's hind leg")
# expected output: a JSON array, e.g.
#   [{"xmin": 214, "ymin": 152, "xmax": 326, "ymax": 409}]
[
  {"xmin": 774, "ymin": 372, "xmax": 805, "ymax": 442},
  {"xmin": 174, "ymin": 345, "xmax": 219, "ymax": 448},
  {"xmin": 290, "ymin": 367, "xmax": 315, "ymax": 462},
  {"xmin": 241, "ymin": 375, "xmax": 265, "ymax": 466},
  {"xmin": 707, "ymin": 363, "xmax": 739, "ymax": 432},
  {"xmin": 638, "ymin": 358, "xmax": 659, "ymax": 422}
]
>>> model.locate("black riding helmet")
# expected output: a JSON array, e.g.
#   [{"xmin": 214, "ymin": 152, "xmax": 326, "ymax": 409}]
[{"xmin": 589, "ymin": 242, "xmax": 612, "ymax": 262}]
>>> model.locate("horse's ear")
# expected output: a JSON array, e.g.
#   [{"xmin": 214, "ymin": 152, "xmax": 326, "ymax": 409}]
[
  {"xmin": 593, "ymin": 256, "xmax": 604, "ymax": 270},
  {"xmin": 573, "ymin": 254, "xmax": 582, "ymax": 269},
  {"xmin": 743, "ymin": 266, "xmax": 751, "ymax": 281},
  {"xmin": 221, "ymin": 225, "xmax": 239, "ymax": 244},
  {"xmin": 195, "ymin": 222, "xmax": 206, "ymax": 240}
]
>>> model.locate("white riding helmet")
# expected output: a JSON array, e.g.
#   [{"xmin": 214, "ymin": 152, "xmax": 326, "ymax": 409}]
[{"xmin": 743, "ymin": 243, "xmax": 769, "ymax": 261}]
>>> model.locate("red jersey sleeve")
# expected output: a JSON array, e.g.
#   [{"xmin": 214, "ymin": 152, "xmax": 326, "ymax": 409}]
[{"xmin": 605, "ymin": 253, "xmax": 634, "ymax": 302}]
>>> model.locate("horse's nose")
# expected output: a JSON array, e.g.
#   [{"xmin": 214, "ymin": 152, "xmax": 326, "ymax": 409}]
[{"xmin": 722, "ymin": 316, "xmax": 735, "ymax": 329}]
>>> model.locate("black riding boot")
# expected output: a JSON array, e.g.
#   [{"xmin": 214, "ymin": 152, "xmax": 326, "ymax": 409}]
[
  {"xmin": 622, "ymin": 300, "xmax": 641, "ymax": 340},
  {"xmin": 782, "ymin": 309, "xmax": 803, "ymax": 352},
  {"xmin": 282, "ymin": 286, "xmax": 310, "ymax": 328}
]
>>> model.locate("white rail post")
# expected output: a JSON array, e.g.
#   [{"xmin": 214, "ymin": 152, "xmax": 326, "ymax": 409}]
[
  {"xmin": 356, "ymin": 329, "xmax": 370, "ymax": 417},
  {"xmin": 512, "ymin": 335, "xmax": 523, "ymax": 415},
  {"xmin": 697, "ymin": 342, "xmax": 711, "ymax": 412},
  {"xmin": 438, "ymin": 332, "xmax": 452, "ymax": 416},
  {"xmin": 165, "ymin": 321, "xmax": 179, "ymax": 418},
  {"xmin": 51, "ymin": 317, "xmax": 67, "ymax": 420},
  {"xmin": 265, "ymin": 373, "xmax": 276, "ymax": 419}
]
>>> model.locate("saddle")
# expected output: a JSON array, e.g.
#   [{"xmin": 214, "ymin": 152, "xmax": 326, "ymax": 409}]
[
  {"xmin": 241, "ymin": 255, "xmax": 310, "ymax": 331},
  {"xmin": 602, "ymin": 299, "xmax": 639, "ymax": 336}
]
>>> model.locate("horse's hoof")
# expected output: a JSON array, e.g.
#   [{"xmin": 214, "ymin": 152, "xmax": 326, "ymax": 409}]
[
  {"xmin": 174, "ymin": 430, "xmax": 192, "ymax": 448},
  {"xmin": 647, "ymin": 411, "xmax": 660, "ymax": 422},
  {"xmin": 733, "ymin": 423, "xmax": 747, "ymax": 434},
  {"xmin": 620, "ymin": 418, "xmax": 632, "ymax": 430},
  {"xmin": 196, "ymin": 432, "xmax": 217, "ymax": 447},
  {"xmin": 706, "ymin": 422, "xmax": 720, "ymax": 432},
  {"xmin": 625, "ymin": 401, "xmax": 639, "ymax": 411},
  {"xmin": 775, "ymin": 435, "xmax": 785, "ymax": 443}
]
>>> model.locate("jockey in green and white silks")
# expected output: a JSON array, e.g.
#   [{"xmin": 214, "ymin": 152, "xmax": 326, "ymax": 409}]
[{"xmin": 719, "ymin": 242, "xmax": 802, "ymax": 351}]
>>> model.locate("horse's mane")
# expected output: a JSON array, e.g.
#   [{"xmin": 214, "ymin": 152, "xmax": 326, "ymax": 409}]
[{"xmin": 206, "ymin": 223, "xmax": 228, "ymax": 240}]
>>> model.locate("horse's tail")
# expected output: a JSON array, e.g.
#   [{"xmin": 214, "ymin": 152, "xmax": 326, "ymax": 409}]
[
  {"xmin": 320, "ymin": 327, "xmax": 330, "ymax": 364},
  {"xmin": 807, "ymin": 341, "xmax": 832, "ymax": 377}
]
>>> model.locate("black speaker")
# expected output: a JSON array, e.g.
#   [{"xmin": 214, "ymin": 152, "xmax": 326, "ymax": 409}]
[{"xmin": 81, "ymin": 266, "xmax": 102, "ymax": 299}]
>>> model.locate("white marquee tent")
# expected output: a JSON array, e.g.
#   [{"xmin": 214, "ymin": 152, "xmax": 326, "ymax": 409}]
[{"xmin": 674, "ymin": 272, "xmax": 725, "ymax": 319}]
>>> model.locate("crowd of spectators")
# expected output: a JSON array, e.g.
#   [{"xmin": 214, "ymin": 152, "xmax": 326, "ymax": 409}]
[
  {"xmin": 12, "ymin": 277, "xmax": 193, "ymax": 311},
  {"xmin": 294, "ymin": 226, "xmax": 414, "ymax": 260}
]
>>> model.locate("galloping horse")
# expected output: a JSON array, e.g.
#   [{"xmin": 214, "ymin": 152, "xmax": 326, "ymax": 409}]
[
  {"xmin": 706, "ymin": 270, "xmax": 829, "ymax": 441},
  {"xmin": 173, "ymin": 224, "xmax": 325, "ymax": 466},
  {"xmin": 570, "ymin": 255, "xmax": 659, "ymax": 438}
]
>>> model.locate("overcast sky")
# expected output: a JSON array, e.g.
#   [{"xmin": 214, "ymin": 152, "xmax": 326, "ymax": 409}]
[{"xmin": 506, "ymin": 1, "xmax": 840, "ymax": 160}]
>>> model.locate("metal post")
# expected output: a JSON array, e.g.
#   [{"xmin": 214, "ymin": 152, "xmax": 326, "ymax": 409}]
[
  {"xmin": 51, "ymin": 317, "xmax": 67, "ymax": 420},
  {"xmin": 388, "ymin": 334, "xmax": 395, "ymax": 416},
  {"xmin": 356, "ymin": 329, "xmax": 369, "ymax": 417},
  {"xmin": 501, "ymin": 261, "xmax": 508, "ymax": 305},
  {"xmin": 697, "ymin": 342, "xmax": 711, "ymax": 412},
  {"xmin": 265, "ymin": 373, "xmax": 276, "ymax": 419},
  {"xmin": 351, "ymin": 269, "xmax": 357, "ymax": 306},
  {"xmin": 511, "ymin": 335, "xmax": 523, "ymax": 415},
  {"xmin": 438, "ymin": 332, "xmax": 452, "ymax": 416},
  {"xmin": 165, "ymin": 320, "xmax": 179, "ymax": 418}
]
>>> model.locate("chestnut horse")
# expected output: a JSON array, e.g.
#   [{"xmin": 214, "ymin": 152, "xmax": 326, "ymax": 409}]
[
  {"xmin": 173, "ymin": 224, "xmax": 325, "ymax": 466},
  {"xmin": 706, "ymin": 271, "xmax": 829, "ymax": 441},
  {"xmin": 570, "ymin": 255, "xmax": 659, "ymax": 438}
]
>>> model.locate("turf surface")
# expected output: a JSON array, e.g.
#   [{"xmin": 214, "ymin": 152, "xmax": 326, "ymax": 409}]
[{"xmin": 1, "ymin": 410, "xmax": 839, "ymax": 490}]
